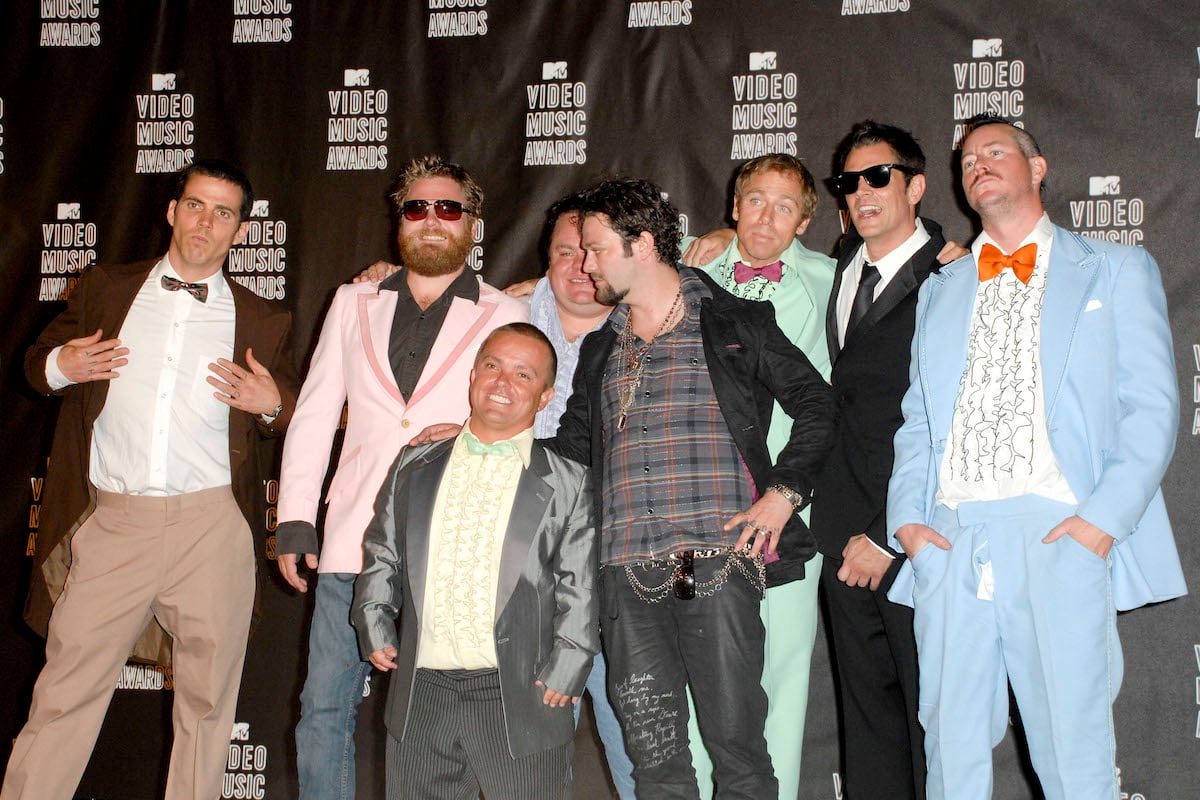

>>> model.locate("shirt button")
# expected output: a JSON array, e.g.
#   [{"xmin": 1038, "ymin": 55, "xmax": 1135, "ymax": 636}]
[
  {"xmin": 643, "ymin": 390, "xmax": 650, "ymax": 397},
  {"xmin": 691, "ymin": 358, "xmax": 699, "ymax": 365},
  {"xmin": 641, "ymin": 426, "xmax": 648, "ymax": 433},
  {"xmin": 643, "ymin": 465, "xmax": 650, "ymax": 473},
  {"xmin": 647, "ymin": 508, "xmax": 654, "ymax": 515}
]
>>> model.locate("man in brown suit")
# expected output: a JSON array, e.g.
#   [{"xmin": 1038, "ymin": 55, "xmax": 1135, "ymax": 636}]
[{"xmin": 3, "ymin": 160, "xmax": 298, "ymax": 800}]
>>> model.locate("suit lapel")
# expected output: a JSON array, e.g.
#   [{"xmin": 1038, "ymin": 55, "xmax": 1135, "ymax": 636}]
[
  {"xmin": 356, "ymin": 291, "xmax": 406, "ymax": 405},
  {"xmin": 923, "ymin": 260, "xmax": 978, "ymax": 442},
  {"xmin": 404, "ymin": 448, "xmax": 452, "ymax": 618},
  {"xmin": 495, "ymin": 444, "xmax": 553, "ymax": 621},
  {"xmin": 408, "ymin": 296, "xmax": 497, "ymax": 408},
  {"xmin": 825, "ymin": 255, "xmax": 850, "ymax": 363},
  {"xmin": 1041, "ymin": 228, "xmax": 1100, "ymax": 421},
  {"xmin": 842, "ymin": 263, "xmax": 918, "ymax": 353}
]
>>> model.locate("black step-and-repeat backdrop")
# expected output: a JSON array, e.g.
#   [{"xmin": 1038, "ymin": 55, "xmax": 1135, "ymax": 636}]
[{"xmin": 2, "ymin": 2, "xmax": 1198, "ymax": 798}]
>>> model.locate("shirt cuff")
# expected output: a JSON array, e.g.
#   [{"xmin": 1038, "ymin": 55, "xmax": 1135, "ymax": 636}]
[
  {"xmin": 868, "ymin": 537, "xmax": 896, "ymax": 560},
  {"xmin": 45, "ymin": 346, "xmax": 72, "ymax": 391},
  {"xmin": 275, "ymin": 520, "xmax": 319, "ymax": 557}
]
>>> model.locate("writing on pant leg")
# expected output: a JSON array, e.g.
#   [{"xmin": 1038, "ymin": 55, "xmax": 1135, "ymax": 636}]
[{"xmin": 615, "ymin": 672, "xmax": 682, "ymax": 768}]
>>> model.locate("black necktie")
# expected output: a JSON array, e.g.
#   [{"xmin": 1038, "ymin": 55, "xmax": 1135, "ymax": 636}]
[
  {"xmin": 846, "ymin": 263, "xmax": 880, "ymax": 335},
  {"xmin": 161, "ymin": 274, "xmax": 209, "ymax": 303}
]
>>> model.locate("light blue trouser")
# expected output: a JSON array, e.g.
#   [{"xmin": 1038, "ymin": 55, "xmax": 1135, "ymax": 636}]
[
  {"xmin": 916, "ymin": 497, "xmax": 1121, "ymax": 800},
  {"xmin": 296, "ymin": 573, "xmax": 373, "ymax": 800},
  {"xmin": 686, "ymin": 555, "xmax": 821, "ymax": 799}
]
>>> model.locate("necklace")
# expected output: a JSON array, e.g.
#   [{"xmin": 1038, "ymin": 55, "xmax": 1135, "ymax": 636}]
[{"xmin": 615, "ymin": 287, "xmax": 684, "ymax": 431}]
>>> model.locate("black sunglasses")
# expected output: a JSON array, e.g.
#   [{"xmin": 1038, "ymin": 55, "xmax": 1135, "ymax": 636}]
[
  {"xmin": 673, "ymin": 550, "xmax": 696, "ymax": 600},
  {"xmin": 830, "ymin": 164, "xmax": 916, "ymax": 196},
  {"xmin": 399, "ymin": 199, "xmax": 474, "ymax": 222}
]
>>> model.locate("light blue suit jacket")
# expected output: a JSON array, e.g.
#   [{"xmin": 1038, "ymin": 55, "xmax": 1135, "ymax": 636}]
[{"xmin": 887, "ymin": 225, "xmax": 1186, "ymax": 611}]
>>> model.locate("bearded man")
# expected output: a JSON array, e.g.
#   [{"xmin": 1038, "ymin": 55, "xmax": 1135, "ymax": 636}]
[{"xmin": 276, "ymin": 155, "xmax": 527, "ymax": 800}]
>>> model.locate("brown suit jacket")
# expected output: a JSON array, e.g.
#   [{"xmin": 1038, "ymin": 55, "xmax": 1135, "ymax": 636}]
[{"xmin": 23, "ymin": 259, "xmax": 299, "ymax": 665}]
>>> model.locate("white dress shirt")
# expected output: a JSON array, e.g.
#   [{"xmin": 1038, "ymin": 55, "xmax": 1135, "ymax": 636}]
[
  {"xmin": 47, "ymin": 257, "xmax": 236, "ymax": 495},
  {"xmin": 939, "ymin": 214, "xmax": 1076, "ymax": 509},
  {"xmin": 835, "ymin": 218, "xmax": 931, "ymax": 347}
]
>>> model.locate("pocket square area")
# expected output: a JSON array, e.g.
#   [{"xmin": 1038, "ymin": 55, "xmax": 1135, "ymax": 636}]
[{"xmin": 1085, "ymin": 299, "xmax": 1103, "ymax": 312}]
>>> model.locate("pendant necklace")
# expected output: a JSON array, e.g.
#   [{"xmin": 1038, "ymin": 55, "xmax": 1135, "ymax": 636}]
[{"xmin": 615, "ymin": 288, "xmax": 683, "ymax": 431}]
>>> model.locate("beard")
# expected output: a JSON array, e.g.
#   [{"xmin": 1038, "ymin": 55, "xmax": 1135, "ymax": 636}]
[
  {"xmin": 594, "ymin": 281, "xmax": 627, "ymax": 306},
  {"xmin": 399, "ymin": 227, "xmax": 474, "ymax": 277}
]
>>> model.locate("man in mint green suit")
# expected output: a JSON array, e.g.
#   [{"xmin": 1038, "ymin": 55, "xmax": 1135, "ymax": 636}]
[
  {"xmin": 680, "ymin": 153, "xmax": 834, "ymax": 799},
  {"xmin": 887, "ymin": 115, "xmax": 1186, "ymax": 800}
]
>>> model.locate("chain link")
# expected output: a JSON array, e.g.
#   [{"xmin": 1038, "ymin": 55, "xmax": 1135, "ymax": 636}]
[{"xmin": 624, "ymin": 549, "xmax": 765, "ymax": 603}]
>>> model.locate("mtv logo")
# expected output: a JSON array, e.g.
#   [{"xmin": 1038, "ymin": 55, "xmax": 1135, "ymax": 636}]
[
  {"xmin": 57, "ymin": 202, "xmax": 81, "ymax": 220},
  {"xmin": 542, "ymin": 61, "xmax": 568, "ymax": 80},
  {"xmin": 971, "ymin": 39, "xmax": 1002, "ymax": 58},
  {"xmin": 230, "ymin": 722, "xmax": 250, "ymax": 741},
  {"xmin": 250, "ymin": 200, "xmax": 270, "ymax": 217},
  {"xmin": 749, "ymin": 51, "xmax": 777, "ymax": 71},
  {"xmin": 343, "ymin": 69, "xmax": 370, "ymax": 87},
  {"xmin": 151, "ymin": 73, "xmax": 177, "ymax": 91},
  {"xmin": 1088, "ymin": 175, "xmax": 1121, "ymax": 196}
]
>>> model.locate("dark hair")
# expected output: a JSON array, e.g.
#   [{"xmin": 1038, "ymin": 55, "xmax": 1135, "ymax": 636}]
[
  {"xmin": 958, "ymin": 113, "xmax": 1042, "ymax": 158},
  {"xmin": 576, "ymin": 177, "xmax": 681, "ymax": 265},
  {"xmin": 479, "ymin": 322, "xmax": 558, "ymax": 389},
  {"xmin": 174, "ymin": 159, "xmax": 254, "ymax": 221},
  {"xmin": 733, "ymin": 154, "xmax": 819, "ymax": 220},
  {"xmin": 833, "ymin": 120, "xmax": 926, "ymax": 180},
  {"xmin": 389, "ymin": 154, "xmax": 483, "ymax": 217},
  {"xmin": 539, "ymin": 191, "xmax": 586, "ymax": 264}
]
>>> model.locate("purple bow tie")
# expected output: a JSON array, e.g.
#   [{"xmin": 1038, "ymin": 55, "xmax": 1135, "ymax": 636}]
[{"xmin": 732, "ymin": 260, "xmax": 783, "ymax": 284}]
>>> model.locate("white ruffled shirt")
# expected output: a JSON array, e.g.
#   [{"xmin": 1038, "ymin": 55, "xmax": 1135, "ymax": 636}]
[{"xmin": 939, "ymin": 214, "xmax": 1076, "ymax": 510}]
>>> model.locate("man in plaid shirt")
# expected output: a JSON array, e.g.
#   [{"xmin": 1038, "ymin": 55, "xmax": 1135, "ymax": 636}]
[{"xmin": 549, "ymin": 177, "xmax": 834, "ymax": 798}]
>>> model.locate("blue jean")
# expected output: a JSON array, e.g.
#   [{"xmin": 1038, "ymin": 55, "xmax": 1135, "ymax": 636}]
[
  {"xmin": 573, "ymin": 651, "xmax": 636, "ymax": 799},
  {"xmin": 296, "ymin": 572, "xmax": 373, "ymax": 800}
]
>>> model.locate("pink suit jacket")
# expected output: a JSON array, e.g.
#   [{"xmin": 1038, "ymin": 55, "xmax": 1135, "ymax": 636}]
[{"xmin": 278, "ymin": 278, "xmax": 528, "ymax": 573}]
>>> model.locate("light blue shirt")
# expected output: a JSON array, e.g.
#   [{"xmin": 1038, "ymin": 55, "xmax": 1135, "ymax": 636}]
[{"xmin": 529, "ymin": 276, "xmax": 609, "ymax": 438}]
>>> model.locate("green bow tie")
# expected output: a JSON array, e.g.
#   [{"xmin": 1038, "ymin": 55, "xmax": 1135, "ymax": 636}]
[{"xmin": 463, "ymin": 432, "xmax": 518, "ymax": 457}]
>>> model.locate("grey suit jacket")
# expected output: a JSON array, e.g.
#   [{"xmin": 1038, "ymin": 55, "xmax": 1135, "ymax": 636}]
[{"xmin": 351, "ymin": 436, "xmax": 598, "ymax": 758}]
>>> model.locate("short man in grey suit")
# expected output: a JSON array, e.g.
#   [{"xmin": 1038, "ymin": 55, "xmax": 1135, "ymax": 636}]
[{"xmin": 351, "ymin": 322, "xmax": 598, "ymax": 799}]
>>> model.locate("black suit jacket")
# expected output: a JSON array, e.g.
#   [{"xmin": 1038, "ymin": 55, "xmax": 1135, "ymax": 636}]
[
  {"xmin": 551, "ymin": 267, "xmax": 835, "ymax": 585},
  {"xmin": 810, "ymin": 220, "xmax": 945, "ymax": 558}
]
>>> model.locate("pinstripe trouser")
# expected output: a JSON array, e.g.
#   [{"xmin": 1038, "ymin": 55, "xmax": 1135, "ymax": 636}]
[{"xmin": 386, "ymin": 669, "xmax": 573, "ymax": 800}]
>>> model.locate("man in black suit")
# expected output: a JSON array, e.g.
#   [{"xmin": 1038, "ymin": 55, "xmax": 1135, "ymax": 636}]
[{"xmin": 810, "ymin": 120, "xmax": 950, "ymax": 800}]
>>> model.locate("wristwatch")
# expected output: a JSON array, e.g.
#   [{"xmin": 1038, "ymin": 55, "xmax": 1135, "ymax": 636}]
[
  {"xmin": 261, "ymin": 403, "xmax": 284, "ymax": 423},
  {"xmin": 767, "ymin": 483, "xmax": 806, "ymax": 510}
]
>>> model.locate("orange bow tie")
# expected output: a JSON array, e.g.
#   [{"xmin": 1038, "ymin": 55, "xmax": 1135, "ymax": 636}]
[{"xmin": 978, "ymin": 242, "xmax": 1037, "ymax": 284}]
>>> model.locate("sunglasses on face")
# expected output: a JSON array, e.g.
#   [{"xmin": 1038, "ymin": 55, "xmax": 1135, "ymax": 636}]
[
  {"xmin": 399, "ymin": 199, "xmax": 474, "ymax": 221},
  {"xmin": 673, "ymin": 550, "xmax": 696, "ymax": 600},
  {"xmin": 830, "ymin": 163, "xmax": 917, "ymax": 196}
]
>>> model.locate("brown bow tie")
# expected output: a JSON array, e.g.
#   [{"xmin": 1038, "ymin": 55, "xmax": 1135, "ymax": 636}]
[
  {"xmin": 161, "ymin": 274, "xmax": 209, "ymax": 303},
  {"xmin": 977, "ymin": 243, "xmax": 1037, "ymax": 285}
]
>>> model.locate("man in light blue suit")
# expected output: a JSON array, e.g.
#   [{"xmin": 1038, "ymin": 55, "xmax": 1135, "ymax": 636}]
[{"xmin": 886, "ymin": 114, "xmax": 1186, "ymax": 800}]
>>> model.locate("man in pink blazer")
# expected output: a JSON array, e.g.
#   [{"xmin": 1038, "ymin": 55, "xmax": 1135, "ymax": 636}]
[{"xmin": 276, "ymin": 155, "xmax": 527, "ymax": 800}]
